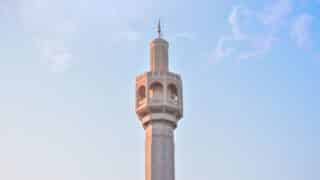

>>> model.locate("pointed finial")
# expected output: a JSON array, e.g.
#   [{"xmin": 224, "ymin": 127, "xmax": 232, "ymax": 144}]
[{"xmin": 157, "ymin": 19, "xmax": 161, "ymax": 38}]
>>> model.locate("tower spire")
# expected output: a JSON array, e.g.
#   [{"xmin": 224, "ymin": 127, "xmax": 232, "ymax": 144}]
[
  {"xmin": 136, "ymin": 23, "xmax": 183, "ymax": 180},
  {"xmin": 157, "ymin": 19, "xmax": 161, "ymax": 38}
]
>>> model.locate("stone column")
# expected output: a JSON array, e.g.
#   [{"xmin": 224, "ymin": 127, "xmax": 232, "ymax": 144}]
[
  {"xmin": 150, "ymin": 38, "xmax": 169, "ymax": 73},
  {"xmin": 145, "ymin": 121, "xmax": 175, "ymax": 180},
  {"xmin": 136, "ymin": 24, "xmax": 183, "ymax": 180}
]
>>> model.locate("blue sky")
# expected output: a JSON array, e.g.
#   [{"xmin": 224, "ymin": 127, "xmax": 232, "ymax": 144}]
[{"xmin": 0, "ymin": 0, "xmax": 319, "ymax": 180}]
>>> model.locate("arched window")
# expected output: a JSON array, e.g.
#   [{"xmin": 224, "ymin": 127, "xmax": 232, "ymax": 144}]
[
  {"xmin": 149, "ymin": 82, "xmax": 163, "ymax": 100},
  {"xmin": 137, "ymin": 86, "xmax": 146, "ymax": 105},
  {"xmin": 167, "ymin": 84, "xmax": 178, "ymax": 104}
]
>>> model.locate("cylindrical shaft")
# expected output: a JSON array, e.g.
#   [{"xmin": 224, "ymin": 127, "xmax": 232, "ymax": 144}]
[
  {"xmin": 150, "ymin": 38, "xmax": 169, "ymax": 73},
  {"xmin": 145, "ymin": 121, "xmax": 175, "ymax": 180}
]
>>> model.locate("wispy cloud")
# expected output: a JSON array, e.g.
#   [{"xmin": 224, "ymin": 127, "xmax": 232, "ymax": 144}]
[
  {"xmin": 18, "ymin": 0, "xmax": 77, "ymax": 72},
  {"xmin": 211, "ymin": 0, "xmax": 293, "ymax": 63},
  {"xmin": 13, "ymin": 0, "xmax": 158, "ymax": 71},
  {"xmin": 238, "ymin": 35, "xmax": 277, "ymax": 60},
  {"xmin": 210, "ymin": 36, "xmax": 233, "ymax": 63},
  {"xmin": 259, "ymin": 0, "xmax": 292, "ymax": 27},
  {"xmin": 228, "ymin": 6, "xmax": 248, "ymax": 40},
  {"xmin": 3, "ymin": 0, "xmax": 176, "ymax": 72},
  {"xmin": 290, "ymin": 14, "xmax": 313, "ymax": 49}
]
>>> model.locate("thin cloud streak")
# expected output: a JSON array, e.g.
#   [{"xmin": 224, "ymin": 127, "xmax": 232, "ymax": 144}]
[
  {"xmin": 259, "ymin": 0, "xmax": 292, "ymax": 27},
  {"xmin": 211, "ymin": 0, "xmax": 293, "ymax": 63},
  {"xmin": 17, "ymin": 0, "xmax": 77, "ymax": 72},
  {"xmin": 210, "ymin": 36, "xmax": 233, "ymax": 63},
  {"xmin": 228, "ymin": 6, "xmax": 247, "ymax": 40},
  {"xmin": 6, "ymin": 0, "xmax": 154, "ymax": 72}
]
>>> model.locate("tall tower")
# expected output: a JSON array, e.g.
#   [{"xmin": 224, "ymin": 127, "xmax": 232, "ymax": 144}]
[{"xmin": 135, "ymin": 21, "xmax": 183, "ymax": 180}]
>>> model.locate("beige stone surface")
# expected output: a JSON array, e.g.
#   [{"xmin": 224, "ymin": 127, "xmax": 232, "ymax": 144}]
[
  {"xmin": 135, "ymin": 33, "xmax": 183, "ymax": 180},
  {"xmin": 145, "ymin": 121, "xmax": 175, "ymax": 180}
]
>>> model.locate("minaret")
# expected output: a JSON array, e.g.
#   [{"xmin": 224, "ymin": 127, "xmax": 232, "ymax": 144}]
[{"xmin": 135, "ymin": 21, "xmax": 183, "ymax": 180}]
